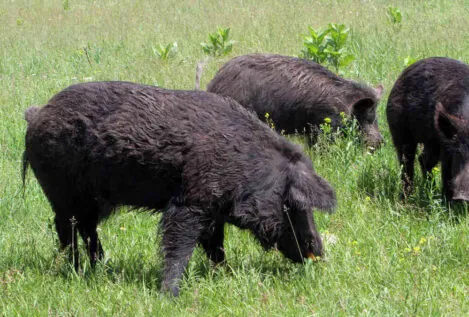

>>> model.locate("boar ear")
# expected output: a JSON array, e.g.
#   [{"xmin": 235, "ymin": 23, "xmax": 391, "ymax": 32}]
[
  {"xmin": 374, "ymin": 84, "xmax": 384, "ymax": 100},
  {"xmin": 435, "ymin": 102, "xmax": 461, "ymax": 140},
  {"xmin": 350, "ymin": 85, "xmax": 382, "ymax": 113},
  {"xmin": 309, "ymin": 174, "xmax": 337, "ymax": 212},
  {"xmin": 287, "ymin": 169, "xmax": 336, "ymax": 213},
  {"xmin": 352, "ymin": 98, "xmax": 375, "ymax": 116}
]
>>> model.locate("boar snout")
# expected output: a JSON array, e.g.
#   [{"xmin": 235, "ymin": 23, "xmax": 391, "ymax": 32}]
[
  {"xmin": 450, "ymin": 161, "xmax": 469, "ymax": 202},
  {"xmin": 452, "ymin": 192, "xmax": 469, "ymax": 202},
  {"xmin": 364, "ymin": 130, "xmax": 384, "ymax": 151},
  {"xmin": 307, "ymin": 238, "xmax": 324, "ymax": 258}
]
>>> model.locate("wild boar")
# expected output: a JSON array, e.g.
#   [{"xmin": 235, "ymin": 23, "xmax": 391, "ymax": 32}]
[
  {"xmin": 387, "ymin": 57, "xmax": 469, "ymax": 201},
  {"xmin": 207, "ymin": 54, "xmax": 384, "ymax": 147},
  {"xmin": 23, "ymin": 81, "xmax": 336, "ymax": 296}
]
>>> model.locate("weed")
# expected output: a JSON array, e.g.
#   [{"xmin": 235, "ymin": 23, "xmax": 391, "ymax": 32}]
[
  {"xmin": 387, "ymin": 6, "xmax": 402, "ymax": 24},
  {"xmin": 201, "ymin": 27, "xmax": 235, "ymax": 57},
  {"xmin": 315, "ymin": 112, "xmax": 361, "ymax": 148},
  {"xmin": 264, "ymin": 112, "xmax": 275, "ymax": 130},
  {"xmin": 325, "ymin": 23, "xmax": 355, "ymax": 72},
  {"xmin": 301, "ymin": 26, "xmax": 330, "ymax": 64},
  {"xmin": 403, "ymin": 56, "xmax": 417, "ymax": 68},
  {"xmin": 301, "ymin": 23, "xmax": 355, "ymax": 73},
  {"xmin": 152, "ymin": 42, "xmax": 178, "ymax": 60}
]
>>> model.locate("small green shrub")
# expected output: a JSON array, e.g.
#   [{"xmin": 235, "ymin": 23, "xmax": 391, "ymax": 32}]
[
  {"xmin": 201, "ymin": 27, "xmax": 235, "ymax": 57},
  {"xmin": 152, "ymin": 42, "xmax": 178, "ymax": 60},
  {"xmin": 325, "ymin": 23, "xmax": 355, "ymax": 72},
  {"xmin": 315, "ymin": 112, "xmax": 361, "ymax": 151},
  {"xmin": 301, "ymin": 26, "xmax": 330, "ymax": 64},
  {"xmin": 301, "ymin": 23, "xmax": 355, "ymax": 73},
  {"xmin": 387, "ymin": 6, "xmax": 402, "ymax": 24},
  {"xmin": 403, "ymin": 56, "xmax": 417, "ymax": 68}
]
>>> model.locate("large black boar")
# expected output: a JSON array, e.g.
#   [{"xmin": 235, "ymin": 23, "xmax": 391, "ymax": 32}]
[
  {"xmin": 207, "ymin": 54, "xmax": 384, "ymax": 147},
  {"xmin": 22, "ymin": 82, "xmax": 336, "ymax": 296},
  {"xmin": 387, "ymin": 57, "xmax": 469, "ymax": 201}
]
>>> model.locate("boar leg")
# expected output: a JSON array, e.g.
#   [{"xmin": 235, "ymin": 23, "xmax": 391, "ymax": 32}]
[
  {"xmin": 200, "ymin": 222, "xmax": 225, "ymax": 264},
  {"xmin": 54, "ymin": 211, "xmax": 80, "ymax": 271},
  {"xmin": 397, "ymin": 142, "xmax": 417, "ymax": 196},
  {"xmin": 419, "ymin": 142, "xmax": 440, "ymax": 176},
  {"xmin": 79, "ymin": 225, "xmax": 103, "ymax": 267},
  {"xmin": 77, "ymin": 207, "xmax": 104, "ymax": 267},
  {"xmin": 35, "ymin": 177, "xmax": 81, "ymax": 270},
  {"xmin": 161, "ymin": 204, "xmax": 206, "ymax": 296}
]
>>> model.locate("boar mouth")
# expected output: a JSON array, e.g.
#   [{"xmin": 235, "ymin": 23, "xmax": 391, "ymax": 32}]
[
  {"xmin": 452, "ymin": 192, "xmax": 469, "ymax": 202},
  {"xmin": 307, "ymin": 253, "xmax": 316, "ymax": 261},
  {"xmin": 363, "ymin": 132, "xmax": 384, "ymax": 150}
]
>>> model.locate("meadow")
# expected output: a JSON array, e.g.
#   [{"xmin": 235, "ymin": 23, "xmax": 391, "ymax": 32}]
[{"xmin": 2, "ymin": 0, "xmax": 469, "ymax": 315}]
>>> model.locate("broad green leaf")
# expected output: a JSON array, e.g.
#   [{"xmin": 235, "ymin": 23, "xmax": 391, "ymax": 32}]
[
  {"xmin": 339, "ymin": 54, "xmax": 355, "ymax": 67},
  {"xmin": 308, "ymin": 26, "xmax": 318, "ymax": 39}
]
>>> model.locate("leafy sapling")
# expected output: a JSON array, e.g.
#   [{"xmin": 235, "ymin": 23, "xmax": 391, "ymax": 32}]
[
  {"xmin": 301, "ymin": 23, "xmax": 355, "ymax": 73},
  {"xmin": 325, "ymin": 23, "xmax": 355, "ymax": 73},
  {"xmin": 201, "ymin": 27, "xmax": 235, "ymax": 57},
  {"xmin": 153, "ymin": 42, "xmax": 178, "ymax": 60},
  {"xmin": 301, "ymin": 26, "xmax": 330, "ymax": 64}
]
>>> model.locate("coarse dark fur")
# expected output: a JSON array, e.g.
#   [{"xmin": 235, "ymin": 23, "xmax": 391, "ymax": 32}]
[
  {"xmin": 387, "ymin": 57, "xmax": 469, "ymax": 201},
  {"xmin": 207, "ymin": 54, "xmax": 384, "ymax": 147},
  {"xmin": 22, "ymin": 81, "xmax": 336, "ymax": 296}
]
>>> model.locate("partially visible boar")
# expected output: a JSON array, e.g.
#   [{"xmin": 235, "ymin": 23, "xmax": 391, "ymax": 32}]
[
  {"xmin": 207, "ymin": 54, "xmax": 384, "ymax": 147},
  {"xmin": 23, "ymin": 82, "xmax": 336, "ymax": 296},
  {"xmin": 387, "ymin": 57, "xmax": 469, "ymax": 201}
]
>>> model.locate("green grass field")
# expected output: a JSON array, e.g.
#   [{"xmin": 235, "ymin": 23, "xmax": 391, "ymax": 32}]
[{"xmin": 2, "ymin": 0, "xmax": 469, "ymax": 315}]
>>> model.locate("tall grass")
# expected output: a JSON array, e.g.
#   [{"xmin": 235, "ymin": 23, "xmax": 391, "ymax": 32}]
[{"xmin": 2, "ymin": 0, "xmax": 469, "ymax": 315}]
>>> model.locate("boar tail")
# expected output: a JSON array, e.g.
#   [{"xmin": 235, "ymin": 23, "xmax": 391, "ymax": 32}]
[
  {"xmin": 24, "ymin": 106, "xmax": 40, "ymax": 124},
  {"xmin": 22, "ymin": 106, "xmax": 39, "ymax": 196},
  {"xmin": 21, "ymin": 150, "xmax": 29, "ymax": 197},
  {"xmin": 195, "ymin": 58, "xmax": 210, "ymax": 90}
]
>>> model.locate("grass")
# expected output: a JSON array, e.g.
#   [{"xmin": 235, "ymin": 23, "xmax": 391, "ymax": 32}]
[{"xmin": 2, "ymin": 0, "xmax": 469, "ymax": 315}]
